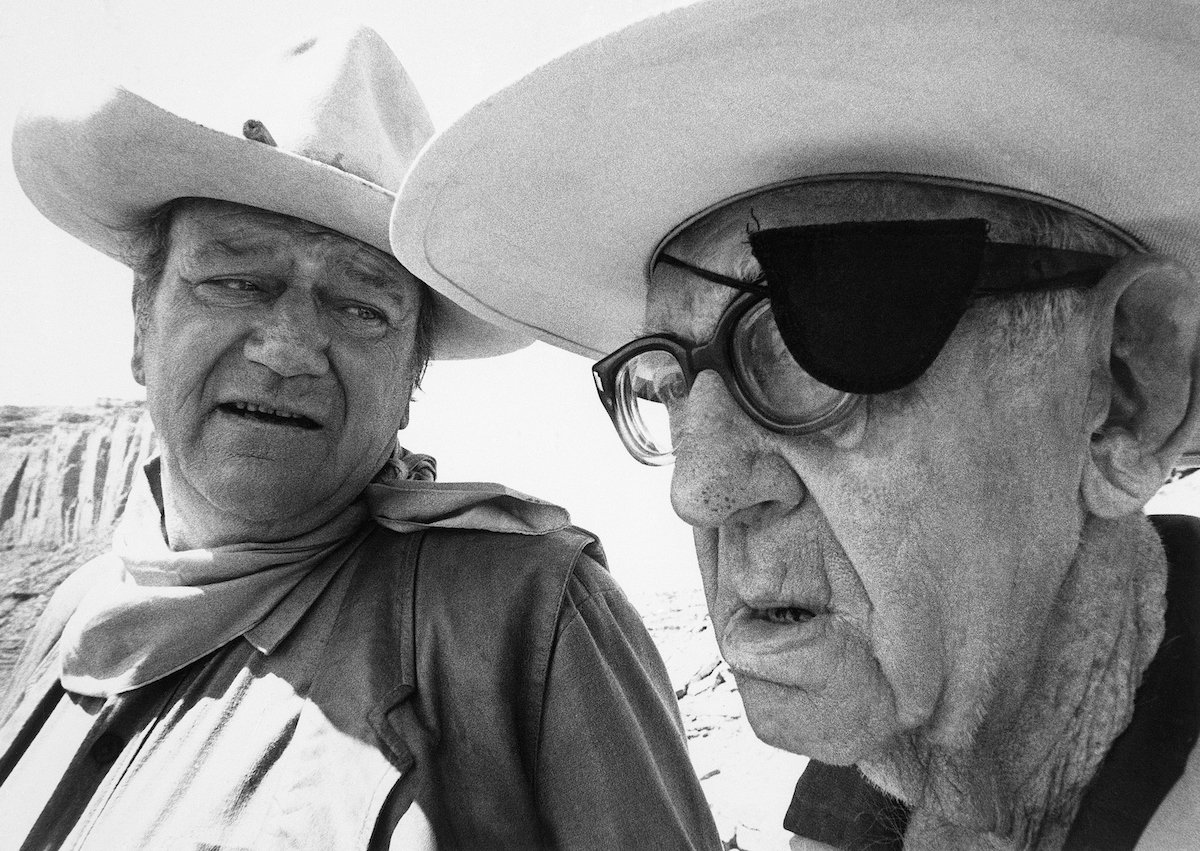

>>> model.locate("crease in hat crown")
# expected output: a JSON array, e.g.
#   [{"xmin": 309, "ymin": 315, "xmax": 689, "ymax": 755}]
[{"xmin": 12, "ymin": 22, "xmax": 529, "ymax": 360}]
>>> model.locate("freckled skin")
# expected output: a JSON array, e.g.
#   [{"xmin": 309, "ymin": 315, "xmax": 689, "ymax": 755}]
[
  {"xmin": 132, "ymin": 200, "xmax": 423, "ymax": 550},
  {"xmin": 649, "ymin": 184, "xmax": 1095, "ymax": 765}
]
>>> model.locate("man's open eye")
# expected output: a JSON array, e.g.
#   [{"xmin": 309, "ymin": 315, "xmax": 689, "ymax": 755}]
[
  {"xmin": 340, "ymin": 304, "xmax": 386, "ymax": 324},
  {"xmin": 215, "ymin": 278, "xmax": 259, "ymax": 291},
  {"xmin": 195, "ymin": 278, "xmax": 266, "ymax": 303}
]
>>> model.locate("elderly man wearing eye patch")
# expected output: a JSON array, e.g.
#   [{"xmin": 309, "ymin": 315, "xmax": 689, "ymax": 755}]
[{"xmin": 392, "ymin": 0, "xmax": 1200, "ymax": 848}]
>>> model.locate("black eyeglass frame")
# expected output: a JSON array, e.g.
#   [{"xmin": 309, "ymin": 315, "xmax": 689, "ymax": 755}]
[{"xmin": 592, "ymin": 290, "xmax": 860, "ymax": 465}]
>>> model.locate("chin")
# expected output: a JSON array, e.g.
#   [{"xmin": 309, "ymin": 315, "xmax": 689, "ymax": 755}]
[
  {"xmin": 736, "ymin": 673, "xmax": 904, "ymax": 766},
  {"xmin": 205, "ymin": 470, "xmax": 338, "ymax": 523}
]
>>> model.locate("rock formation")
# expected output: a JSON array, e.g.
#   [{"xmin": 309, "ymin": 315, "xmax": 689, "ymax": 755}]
[
  {"xmin": 0, "ymin": 402, "xmax": 154, "ymax": 680},
  {"xmin": 0, "ymin": 402, "xmax": 154, "ymax": 547}
]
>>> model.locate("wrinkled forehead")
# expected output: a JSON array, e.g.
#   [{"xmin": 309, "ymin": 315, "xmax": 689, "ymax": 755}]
[{"xmin": 167, "ymin": 198, "xmax": 404, "ymax": 278}]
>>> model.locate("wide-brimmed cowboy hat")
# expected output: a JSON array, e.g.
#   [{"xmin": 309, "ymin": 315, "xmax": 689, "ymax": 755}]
[
  {"xmin": 390, "ymin": 0, "xmax": 1200, "ymax": 361},
  {"xmin": 12, "ymin": 24, "xmax": 528, "ymax": 360}
]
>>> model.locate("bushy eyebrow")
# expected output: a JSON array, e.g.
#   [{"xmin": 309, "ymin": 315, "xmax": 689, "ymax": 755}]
[
  {"xmin": 639, "ymin": 297, "xmax": 708, "ymax": 344},
  {"xmin": 179, "ymin": 238, "xmax": 413, "ymax": 300},
  {"xmin": 180, "ymin": 235, "xmax": 286, "ymax": 265},
  {"xmin": 638, "ymin": 313, "xmax": 713, "ymax": 347},
  {"xmin": 641, "ymin": 258, "xmax": 744, "ymax": 342},
  {"xmin": 331, "ymin": 257, "xmax": 418, "ymax": 306}
]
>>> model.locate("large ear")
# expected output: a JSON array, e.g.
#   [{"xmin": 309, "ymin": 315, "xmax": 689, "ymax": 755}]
[{"xmin": 1083, "ymin": 254, "xmax": 1200, "ymax": 518}]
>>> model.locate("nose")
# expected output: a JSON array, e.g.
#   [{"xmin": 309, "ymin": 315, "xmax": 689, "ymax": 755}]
[
  {"xmin": 670, "ymin": 371, "xmax": 805, "ymax": 528},
  {"xmin": 243, "ymin": 297, "xmax": 331, "ymax": 377}
]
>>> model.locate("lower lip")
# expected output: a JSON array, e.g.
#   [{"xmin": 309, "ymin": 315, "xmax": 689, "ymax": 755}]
[{"xmin": 721, "ymin": 608, "xmax": 839, "ymax": 687}]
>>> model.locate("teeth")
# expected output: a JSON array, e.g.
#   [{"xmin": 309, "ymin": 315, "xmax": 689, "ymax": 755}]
[
  {"xmin": 761, "ymin": 607, "xmax": 815, "ymax": 625},
  {"xmin": 232, "ymin": 401, "xmax": 301, "ymax": 419}
]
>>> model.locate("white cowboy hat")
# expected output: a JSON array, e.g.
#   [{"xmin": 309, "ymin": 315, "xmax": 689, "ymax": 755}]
[
  {"xmin": 12, "ymin": 24, "xmax": 528, "ymax": 360},
  {"xmin": 389, "ymin": 0, "xmax": 1200, "ymax": 361}
]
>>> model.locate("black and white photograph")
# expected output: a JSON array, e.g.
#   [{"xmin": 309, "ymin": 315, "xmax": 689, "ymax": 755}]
[{"xmin": 1, "ymin": 1, "xmax": 1197, "ymax": 848}]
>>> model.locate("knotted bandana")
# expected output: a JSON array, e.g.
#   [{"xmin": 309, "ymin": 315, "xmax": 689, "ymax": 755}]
[{"xmin": 59, "ymin": 445, "xmax": 570, "ymax": 697}]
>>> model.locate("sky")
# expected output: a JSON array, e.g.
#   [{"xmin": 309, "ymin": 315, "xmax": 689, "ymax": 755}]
[{"xmin": 0, "ymin": 0, "xmax": 702, "ymax": 599}]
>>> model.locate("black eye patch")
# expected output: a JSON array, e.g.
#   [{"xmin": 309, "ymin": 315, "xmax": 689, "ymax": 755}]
[
  {"xmin": 745, "ymin": 219, "xmax": 1115, "ymax": 395},
  {"xmin": 747, "ymin": 219, "xmax": 986, "ymax": 394}
]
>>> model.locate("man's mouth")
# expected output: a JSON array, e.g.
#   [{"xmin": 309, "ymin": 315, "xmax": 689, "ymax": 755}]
[
  {"xmin": 720, "ymin": 603, "xmax": 836, "ymax": 687},
  {"xmin": 218, "ymin": 401, "xmax": 321, "ymax": 430}
]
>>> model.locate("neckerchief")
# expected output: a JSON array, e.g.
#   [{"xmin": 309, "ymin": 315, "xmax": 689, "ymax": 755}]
[{"xmin": 59, "ymin": 446, "xmax": 569, "ymax": 697}]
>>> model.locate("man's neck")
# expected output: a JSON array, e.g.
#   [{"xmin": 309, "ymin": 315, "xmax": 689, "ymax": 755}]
[{"xmin": 862, "ymin": 514, "xmax": 1168, "ymax": 850}]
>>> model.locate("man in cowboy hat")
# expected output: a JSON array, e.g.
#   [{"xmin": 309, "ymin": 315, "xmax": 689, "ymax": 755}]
[
  {"xmin": 391, "ymin": 0, "xmax": 1200, "ymax": 847},
  {"xmin": 0, "ymin": 25, "xmax": 719, "ymax": 849}
]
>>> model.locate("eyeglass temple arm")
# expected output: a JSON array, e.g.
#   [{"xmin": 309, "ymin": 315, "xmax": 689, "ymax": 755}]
[{"xmin": 656, "ymin": 253, "xmax": 765, "ymax": 292}]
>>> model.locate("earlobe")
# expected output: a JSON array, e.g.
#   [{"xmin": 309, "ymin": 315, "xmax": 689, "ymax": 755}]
[
  {"xmin": 1083, "ymin": 253, "xmax": 1200, "ymax": 518},
  {"xmin": 397, "ymin": 394, "xmax": 412, "ymax": 431},
  {"xmin": 1084, "ymin": 431, "xmax": 1171, "ymax": 518}
]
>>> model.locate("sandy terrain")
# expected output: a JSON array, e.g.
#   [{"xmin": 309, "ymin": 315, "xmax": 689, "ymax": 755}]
[{"xmin": 641, "ymin": 588, "xmax": 809, "ymax": 850}]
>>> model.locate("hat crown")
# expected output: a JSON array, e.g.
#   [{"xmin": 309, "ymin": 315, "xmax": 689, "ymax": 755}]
[
  {"xmin": 250, "ymin": 27, "xmax": 432, "ymax": 190},
  {"xmin": 143, "ymin": 24, "xmax": 433, "ymax": 190}
]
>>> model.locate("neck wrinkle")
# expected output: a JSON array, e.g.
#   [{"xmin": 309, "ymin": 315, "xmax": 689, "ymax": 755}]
[{"xmin": 861, "ymin": 513, "xmax": 1167, "ymax": 850}]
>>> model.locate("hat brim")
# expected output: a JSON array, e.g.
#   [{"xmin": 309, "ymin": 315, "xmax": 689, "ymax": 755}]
[
  {"xmin": 13, "ymin": 85, "xmax": 529, "ymax": 359},
  {"xmin": 390, "ymin": 0, "xmax": 1200, "ymax": 360}
]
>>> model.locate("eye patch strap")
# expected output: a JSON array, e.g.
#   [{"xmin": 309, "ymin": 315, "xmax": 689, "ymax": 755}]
[
  {"xmin": 658, "ymin": 234, "xmax": 1114, "ymax": 297},
  {"xmin": 974, "ymin": 243, "xmax": 1115, "ymax": 295}
]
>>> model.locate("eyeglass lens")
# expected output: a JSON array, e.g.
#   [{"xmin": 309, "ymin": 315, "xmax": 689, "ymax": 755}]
[
  {"xmin": 615, "ymin": 350, "xmax": 684, "ymax": 460},
  {"xmin": 612, "ymin": 300, "xmax": 850, "ymax": 461},
  {"xmin": 734, "ymin": 301, "xmax": 847, "ymax": 423}
]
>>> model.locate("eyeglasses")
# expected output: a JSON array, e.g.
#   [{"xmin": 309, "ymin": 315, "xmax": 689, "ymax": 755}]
[
  {"xmin": 593, "ymin": 218, "xmax": 1118, "ymax": 466},
  {"xmin": 593, "ymin": 291, "xmax": 858, "ymax": 465}
]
